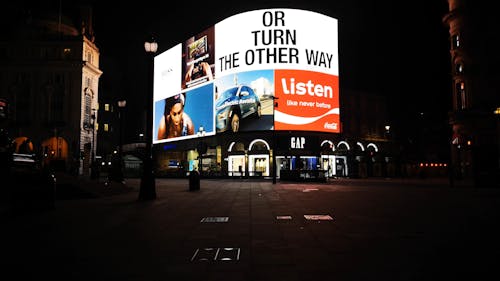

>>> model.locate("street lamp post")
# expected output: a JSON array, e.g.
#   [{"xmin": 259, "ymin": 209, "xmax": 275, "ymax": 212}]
[
  {"xmin": 91, "ymin": 109, "xmax": 96, "ymax": 163},
  {"xmin": 117, "ymin": 99, "xmax": 126, "ymax": 182},
  {"xmin": 90, "ymin": 109, "xmax": 97, "ymax": 179},
  {"xmin": 139, "ymin": 36, "xmax": 158, "ymax": 201},
  {"xmin": 272, "ymin": 97, "xmax": 279, "ymax": 184}
]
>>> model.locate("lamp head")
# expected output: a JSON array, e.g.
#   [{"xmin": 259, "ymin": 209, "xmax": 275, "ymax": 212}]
[{"xmin": 144, "ymin": 37, "xmax": 158, "ymax": 53}]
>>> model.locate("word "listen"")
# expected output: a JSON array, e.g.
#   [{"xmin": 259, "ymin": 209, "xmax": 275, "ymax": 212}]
[{"xmin": 281, "ymin": 78, "xmax": 334, "ymax": 98}]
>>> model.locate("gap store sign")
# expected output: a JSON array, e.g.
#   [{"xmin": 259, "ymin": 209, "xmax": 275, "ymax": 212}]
[{"xmin": 153, "ymin": 8, "xmax": 339, "ymax": 144}]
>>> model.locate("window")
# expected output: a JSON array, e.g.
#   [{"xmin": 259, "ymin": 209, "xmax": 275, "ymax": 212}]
[
  {"xmin": 63, "ymin": 48, "xmax": 71, "ymax": 59},
  {"xmin": 0, "ymin": 99, "xmax": 7, "ymax": 119},
  {"xmin": 13, "ymin": 74, "xmax": 31, "ymax": 126},
  {"xmin": 51, "ymin": 85, "xmax": 64, "ymax": 122},
  {"xmin": 86, "ymin": 51, "xmax": 92, "ymax": 64},
  {"xmin": 455, "ymin": 81, "xmax": 466, "ymax": 110},
  {"xmin": 84, "ymin": 90, "xmax": 92, "ymax": 128},
  {"xmin": 452, "ymin": 34, "xmax": 460, "ymax": 49},
  {"xmin": 103, "ymin": 123, "xmax": 109, "ymax": 132},
  {"xmin": 455, "ymin": 63, "xmax": 463, "ymax": 74}
]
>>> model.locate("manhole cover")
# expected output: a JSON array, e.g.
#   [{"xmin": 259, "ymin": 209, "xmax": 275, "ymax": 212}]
[
  {"xmin": 191, "ymin": 247, "xmax": 240, "ymax": 261},
  {"xmin": 217, "ymin": 247, "xmax": 241, "ymax": 261},
  {"xmin": 304, "ymin": 214, "xmax": 333, "ymax": 221},
  {"xmin": 200, "ymin": 217, "xmax": 229, "ymax": 223},
  {"xmin": 191, "ymin": 248, "xmax": 218, "ymax": 261}
]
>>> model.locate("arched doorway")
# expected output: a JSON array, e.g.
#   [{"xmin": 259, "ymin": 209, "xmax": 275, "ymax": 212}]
[
  {"xmin": 248, "ymin": 139, "xmax": 270, "ymax": 177},
  {"xmin": 41, "ymin": 136, "xmax": 69, "ymax": 170},
  {"xmin": 12, "ymin": 137, "xmax": 34, "ymax": 154},
  {"xmin": 227, "ymin": 141, "xmax": 246, "ymax": 177}
]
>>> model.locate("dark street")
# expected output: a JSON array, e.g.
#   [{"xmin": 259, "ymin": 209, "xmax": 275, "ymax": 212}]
[{"xmin": 3, "ymin": 177, "xmax": 499, "ymax": 281}]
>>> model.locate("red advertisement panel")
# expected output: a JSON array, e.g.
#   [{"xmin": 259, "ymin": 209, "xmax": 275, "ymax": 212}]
[{"xmin": 274, "ymin": 70, "xmax": 340, "ymax": 133}]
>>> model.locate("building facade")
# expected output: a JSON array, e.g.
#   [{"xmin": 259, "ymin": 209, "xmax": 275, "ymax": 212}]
[
  {"xmin": 146, "ymin": 8, "xmax": 407, "ymax": 181},
  {"xmin": 443, "ymin": 0, "xmax": 500, "ymax": 187},
  {"xmin": 152, "ymin": 88, "xmax": 397, "ymax": 180},
  {"xmin": 0, "ymin": 4, "xmax": 102, "ymax": 175}
]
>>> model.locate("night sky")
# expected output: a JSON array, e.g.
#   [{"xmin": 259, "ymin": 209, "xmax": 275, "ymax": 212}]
[{"xmin": 4, "ymin": 0, "xmax": 452, "ymax": 152}]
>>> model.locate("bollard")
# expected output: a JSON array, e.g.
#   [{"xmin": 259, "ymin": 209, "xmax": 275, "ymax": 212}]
[{"xmin": 189, "ymin": 170, "xmax": 200, "ymax": 191}]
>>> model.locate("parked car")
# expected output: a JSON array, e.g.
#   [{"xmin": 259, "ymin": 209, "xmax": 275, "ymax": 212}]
[{"xmin": 215, "ymin": 85, "xmax": 261, "ymax": 133}]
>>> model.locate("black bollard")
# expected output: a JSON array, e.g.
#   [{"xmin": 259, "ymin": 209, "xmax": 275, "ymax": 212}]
[{"xmin": 189, "ymin": 170, "xmax": 200, "ymax": 191}]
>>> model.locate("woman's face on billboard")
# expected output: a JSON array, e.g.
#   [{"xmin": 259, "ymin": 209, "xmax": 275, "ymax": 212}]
[{"xmin": 169, "ymin": 103, "xmax": 184, "ymax": 126}]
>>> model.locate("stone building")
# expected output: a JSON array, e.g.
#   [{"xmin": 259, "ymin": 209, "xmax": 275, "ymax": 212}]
[
  {"xmin": 443, "ymin": 0, "xmax": 500, "ymax": 187},
  {"xmin": 0, "ymin": 3, "xmax": 102, "ymax": 175}
]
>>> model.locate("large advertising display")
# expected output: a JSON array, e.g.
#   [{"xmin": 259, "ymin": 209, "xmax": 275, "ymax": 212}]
[{"xmin": 153, "ymin": 8, "xmax": 339, "ymax": 144}]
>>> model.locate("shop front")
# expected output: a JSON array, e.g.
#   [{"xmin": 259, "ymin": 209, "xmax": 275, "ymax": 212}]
[
  {"xmin": 226, "ymin": 138, "xmax": 270, "ymax": 177},
  {"xmin": 222, "ymin": 132, "xmax": 346, "ymax": 181},
  {"xmin": 153, "ymin": 131, "xmax": 387, "ymax": 181}
]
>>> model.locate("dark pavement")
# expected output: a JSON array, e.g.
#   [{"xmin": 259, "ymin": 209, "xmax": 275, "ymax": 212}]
[{"xmin": 2, "ymin": 176, "xmax": 500, "ymax": 281}]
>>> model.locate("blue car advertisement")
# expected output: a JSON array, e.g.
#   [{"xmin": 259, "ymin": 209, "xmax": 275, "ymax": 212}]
[{"xmin": 214, "ymin": 70, "xmax": 274, "ymax": 133}]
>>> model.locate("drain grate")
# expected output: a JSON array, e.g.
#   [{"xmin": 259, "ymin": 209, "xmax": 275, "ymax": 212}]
[
  {"xmin": 191, "ymin": 247, "xmax": 241, "ymax": 261},
  {"xmin": 200, "ymin": 217, "xmax": 229, "ymax": 223},
  {"xmin": 304, "ymin": 214, "xmax": 334, "ymax": 221},
  {"xmin": 217, "ymin": 247, "xmax": 241, "ymax": 261},
  {"xmin": 191, "ymin": 248, "xmax": 218, "ymax": 261}
]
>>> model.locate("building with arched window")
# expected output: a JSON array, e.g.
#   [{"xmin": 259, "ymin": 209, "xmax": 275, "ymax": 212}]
[
  {"xmin": 443, "ymin": 0, "xmax": 500, "ymax": 187},
  {"xmin": 0, "ymin": 3, "xmax": 102, "ymax": 175},
  {"xmin": 149, "ymin": 8, "xmax": 398, "ymax": 181},
  {"xmin": 153, "ymin": 87, "xmax": 394, "ymax": 181}
]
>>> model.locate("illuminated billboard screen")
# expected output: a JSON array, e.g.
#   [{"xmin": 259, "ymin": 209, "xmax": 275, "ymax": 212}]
[{"xmin": 153, "ymin": 8, "xmax": 339, "ymax": 144}]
